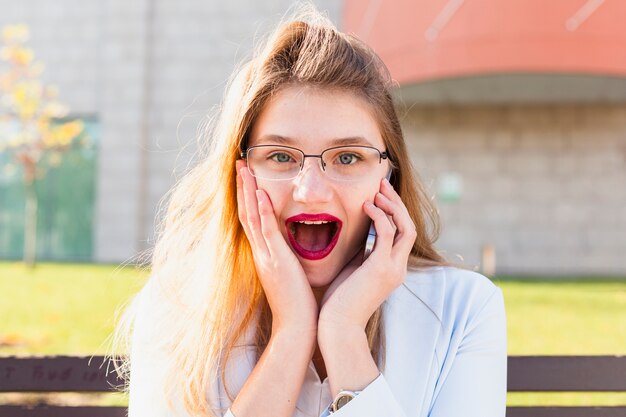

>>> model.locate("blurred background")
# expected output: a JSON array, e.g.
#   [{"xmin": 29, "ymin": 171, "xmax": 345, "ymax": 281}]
[{"xmin": 0, "ymin": 0, "xmax": 624, "ymax": 410}]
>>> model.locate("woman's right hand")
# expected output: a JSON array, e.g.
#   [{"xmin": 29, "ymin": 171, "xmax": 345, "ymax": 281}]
[{"xmin": 235, "ymin": 160, "xmax": 318, "ymax": 338}]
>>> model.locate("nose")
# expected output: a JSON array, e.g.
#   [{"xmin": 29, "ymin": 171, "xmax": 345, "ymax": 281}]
[{"xmin": 291, "ymin": 157, "xmax": 333, "ymax": 204}]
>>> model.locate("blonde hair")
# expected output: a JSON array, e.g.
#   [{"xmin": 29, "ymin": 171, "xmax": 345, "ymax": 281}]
[{"xmin": 111, "ymin": 3, "xmax": 451, "ymax": 417}]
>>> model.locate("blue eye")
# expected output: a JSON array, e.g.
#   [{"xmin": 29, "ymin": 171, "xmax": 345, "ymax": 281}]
[
  {"xmin": 337, "ymin": 153, "xmax": 360, "ymax": 165},
  {"xmin": 269, "ymin": 152, "xmax": 293, "ymax": 163}
]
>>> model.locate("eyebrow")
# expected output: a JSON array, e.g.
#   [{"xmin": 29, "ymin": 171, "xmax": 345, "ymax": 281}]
[{"xmin": 255, "ymin": 134, "xmax": 374, "ymax": 147}]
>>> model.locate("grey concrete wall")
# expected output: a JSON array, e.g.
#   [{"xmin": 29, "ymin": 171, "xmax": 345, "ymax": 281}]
[
  {"xmin": 0, "ymin": 0, "xmax": 342, "ymax": 263},
  {"xmin": 0, "ymin": 1, "xmax": 101, "ymax": 113},
  {"xmin": 400, "ymin": 104, "xmax": 626, "ymax": 276},
  {"xmin": 96, "ymin": 0, "xmax": 151, "ymax": 262},
  {"xmin": 3, "ymin": 2, "xmax": 625, "ymax": 275},
  {"xmin": 141, "ymin": 0, "xmax": 342, "ymax": 260}
]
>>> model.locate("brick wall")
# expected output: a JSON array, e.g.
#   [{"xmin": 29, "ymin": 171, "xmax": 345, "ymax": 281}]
[
  {"xmin": 401, "ymin": 105, "xmax": 626, "ymax": 276},
  {"xmin": 2, "ymin": 2, "xmax": 624, "ymax": 275},
  {"xmin": 0, "ymin": 0, "xmax": 341, "ymax": 263}
]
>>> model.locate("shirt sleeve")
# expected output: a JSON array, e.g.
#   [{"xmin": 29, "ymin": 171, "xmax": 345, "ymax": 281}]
[
  {"xmin": 127, "ymin": 285, "xmax": 200, "ymax": 417},
  {"xmin": 318, "ymin": 286, "xmax": 507, "ymax": 417},
  {"xmin": 128, "ymin": 282, "xmax": 236, "ymax": 417},
  {"xmin": 127, "ymin": 287, "xmax": 180, "ymax": 417},
  {"xmin": 318, "ymin": 373, "xmax": 407, "ymax": 417},
  {"xmin": 427, "ymin": 287, "xmax": 508, "ymax": 417}
]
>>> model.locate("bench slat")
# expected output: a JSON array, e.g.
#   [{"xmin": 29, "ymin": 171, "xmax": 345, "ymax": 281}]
[
  {"xmin": 0, "ymin": 356, "xmax": 122, "ymax": 392},
  {"xmin": 2, "ymin": 355, "xmax": 626, "ymax": 417},
  {"xmin": 0, "ymin": 405, "xmax": 126, "ymax": 417},
  {"xmin": 1, "ymin": 405, "xmax": 625, "ymax": 417},
  {"xmin": 508, "ymin": 356, "xmax": 626, "ymax": 391},
  {"xmin": 506, "ymin": 406, "xmax": 626, "ymax": 417},
  {"xmin": 5, "ymin": 356, "xmax": 625, "ymax": 392}
]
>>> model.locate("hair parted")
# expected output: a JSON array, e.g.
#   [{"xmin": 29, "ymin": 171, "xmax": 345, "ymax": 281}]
[{"xmin": 110, "ymin": 3, "xmax": 450, "ymax": 417}]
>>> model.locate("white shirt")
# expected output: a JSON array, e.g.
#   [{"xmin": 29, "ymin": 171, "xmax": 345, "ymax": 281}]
[{"xmin": 129, "ymin": 266, "xmax": 507, "ymax": 417}]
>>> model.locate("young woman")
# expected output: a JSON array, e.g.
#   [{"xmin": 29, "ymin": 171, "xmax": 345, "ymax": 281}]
[{"xmin": 114, "ymin": 5, "xmax": 507, "ymax": 417}]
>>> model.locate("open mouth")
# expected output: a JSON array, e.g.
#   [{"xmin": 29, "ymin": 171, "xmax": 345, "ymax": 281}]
[{"xmin": 285, "ymin": 214, "xmax": 342, "ymax": 261}]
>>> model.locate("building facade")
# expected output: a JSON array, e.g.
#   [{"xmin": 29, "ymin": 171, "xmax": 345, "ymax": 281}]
[{"xmin": 0, "ymin": 0, "xmax": 624, "ymax": 276}]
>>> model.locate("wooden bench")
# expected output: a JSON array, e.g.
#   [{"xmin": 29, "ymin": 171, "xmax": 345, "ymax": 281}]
[{"xmin": 1, "ymin": 355, "xmax": 625, "ymax": 417}]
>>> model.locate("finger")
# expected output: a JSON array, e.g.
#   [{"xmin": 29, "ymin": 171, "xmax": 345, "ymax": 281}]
[
  {"xmin": 374, "ymin": 192, "xmax": 399, "ymax": 231},
  {"xmin": 374, "ymin": 191, "xmax": 416, "ymax": 254},
  {"xmin": 379, "ymin": 179, "xmax": 413, "ymax": 228},
  {"xmin": 363, "ymin": 200, "xmax": 395, "ymax": 255},
  {"xmin": 380, "ymin": 177, "xmax": 408, "ymax": 228},
  {"xmin": 374, "ymin": 193, "xmax": 398, "ymax": 231},
  {"xmin": 240, "ymin": 166, "xmax": 269, "ymax": 256},
  {"xmin": 256, "ymin": 189, "xmax": 291, "ymax": 258},
  {"xmin": 379, "ymin": 177, "xmax": 403, "ymax": 205},
  {"xmin": 236, "ymin": 163, "xmax": 253, "ymax": 239}
]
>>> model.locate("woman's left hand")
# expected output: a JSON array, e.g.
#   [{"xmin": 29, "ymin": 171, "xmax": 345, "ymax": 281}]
[{"xmin": 317, "ymin": 177, "xmax": 418, "ymax": 333}]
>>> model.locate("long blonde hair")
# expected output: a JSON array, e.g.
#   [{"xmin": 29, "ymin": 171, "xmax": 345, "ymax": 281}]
[{"xmin": 111, "ymin": 4, "xmax": 451, "ymax": 417}]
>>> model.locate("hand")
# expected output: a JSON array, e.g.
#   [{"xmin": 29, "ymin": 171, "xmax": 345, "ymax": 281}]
[
  {"xmin": 236, "ymin": 160, "xmax": 318, "ymax": 337},
  {"xmin": 317, "ymin": 177, "xmax": 417, "ymax": 333}
]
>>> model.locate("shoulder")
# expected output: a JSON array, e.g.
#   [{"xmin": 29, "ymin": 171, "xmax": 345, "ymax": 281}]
[
  {"xmin": 408, "ymin": 264, "xmax": 500, "ymax": 299},
  {"xmin": 440, "ymin": 265, "xmax": 500, "ymax": 302},
  {"xmin": 395, "ymin": 265, "xmax": 504, "ymax": 327}
]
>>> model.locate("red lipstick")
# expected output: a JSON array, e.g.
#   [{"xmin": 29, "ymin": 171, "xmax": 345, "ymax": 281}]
[{"xmin": 285, "ymin": 213, "xmax": 342, "ymax": 260}]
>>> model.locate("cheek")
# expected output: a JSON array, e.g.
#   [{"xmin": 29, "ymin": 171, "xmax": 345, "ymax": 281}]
[
  {"xmin": 256, "ymin": 181, "xmax": 288, "ymax": 224},
  {"xmin": 345, "ymin": 185, "xmax": 379, "ymax": 232},
  {"xmin": 357, "ymin": 181, "xmax": 382, "ymax": 208}
]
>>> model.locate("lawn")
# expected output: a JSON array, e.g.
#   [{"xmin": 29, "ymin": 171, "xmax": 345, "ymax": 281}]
[
  {"xmin": 0, "ymin": 262, "xmax": 148, "ymax": 356},
  {"xmin": 1, "ymin": 262, "xmax": 625, "ymax": 407},
  {"xmin": 501, "ymin": 278, "xmax": 626, "ymax": 355}
]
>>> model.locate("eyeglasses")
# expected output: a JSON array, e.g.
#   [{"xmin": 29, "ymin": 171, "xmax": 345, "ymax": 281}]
[{"xmin": 241, "ymin": 144, "xmax": 390, "ymax": 181}]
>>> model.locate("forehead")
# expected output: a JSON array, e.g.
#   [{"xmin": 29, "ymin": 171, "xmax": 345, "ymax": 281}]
[{"xmin": 248, "ymin": 85, "xmax": 384, "ymax": 149}]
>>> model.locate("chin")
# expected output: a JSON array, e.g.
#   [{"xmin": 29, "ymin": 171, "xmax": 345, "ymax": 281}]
[
  {"xmin": 299, "ymin": 246, "xmax": 359, "ymax": 288},
  {"xmin": 301, "ymin": 262, "xmax": 338, "ymax": 288}
]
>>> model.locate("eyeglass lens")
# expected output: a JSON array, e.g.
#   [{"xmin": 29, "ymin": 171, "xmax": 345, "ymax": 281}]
[{"xmin": 246, "ymin": 146, "xmax": 383, "ymax": 181}]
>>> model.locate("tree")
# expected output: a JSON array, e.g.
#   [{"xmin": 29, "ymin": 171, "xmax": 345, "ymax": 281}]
[{"xmin": 0, "ymin": 24, "xmax": 85, "ymax": 266}]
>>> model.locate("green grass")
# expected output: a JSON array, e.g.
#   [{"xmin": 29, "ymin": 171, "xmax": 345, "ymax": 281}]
[
  {"xmin": 0, "ymin": 262, "xmax": 148, "ymax": 356},
  {"xmin": 493, "ymin": 277, "xmax": 626, "ymax": 355},
  {"xmin": 493, "ymin": 276, "xmax": 626, "ymax": 407},
  {"xmin": 1, "ymin": 262, "xmax": 625, "ymax": 408}
]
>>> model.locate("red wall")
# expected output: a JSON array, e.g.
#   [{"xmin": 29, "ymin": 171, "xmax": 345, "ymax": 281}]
[{"xmin": 343, "ymin": 0, "xmax": 626, "ymax": 84}]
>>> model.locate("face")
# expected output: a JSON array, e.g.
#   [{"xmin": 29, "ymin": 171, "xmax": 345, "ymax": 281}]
[{"xmin": 246, "ymin": 85, "xmax": 390, "ymax": 288}]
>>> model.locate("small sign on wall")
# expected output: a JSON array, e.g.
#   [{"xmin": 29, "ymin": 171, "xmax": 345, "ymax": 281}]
[{"xmin": 437, "ymin": 172, "xmax": 463, "ymax": 203}]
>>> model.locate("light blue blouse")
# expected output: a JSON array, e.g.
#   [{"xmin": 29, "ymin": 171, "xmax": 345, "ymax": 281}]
[{"xmin": 129, "ymin": 266, "xmax": 507, "ymax": 417}]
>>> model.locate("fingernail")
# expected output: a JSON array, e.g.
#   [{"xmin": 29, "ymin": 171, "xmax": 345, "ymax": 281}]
[
  {"xmin": 255, "ymin": 189, "xmax": 263, "ymax": 203},
  {"xmin": 383, "ymin": 177, "xmax": 391, "ymax": 187}
]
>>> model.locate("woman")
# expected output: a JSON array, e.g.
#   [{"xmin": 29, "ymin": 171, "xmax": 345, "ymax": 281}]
[{"xmin": 113, "ymin": 4, "xmax": 507, "ymax": 417}]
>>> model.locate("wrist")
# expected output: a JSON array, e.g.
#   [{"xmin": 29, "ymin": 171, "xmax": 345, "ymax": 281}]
[
  {"xmin": 317, "ymin": 323, "xmax": 367, "ymax": 352},
  {"xmin": 318, "ymin": 327, "xmax": 379, "ymax": 398},
  {"xmin": 271, "ymin": 321, "xmax": 317, "ymax": 341},
  {"xmin": 317, "ymin": 316, "xmax": 365, "ymax": 340}
]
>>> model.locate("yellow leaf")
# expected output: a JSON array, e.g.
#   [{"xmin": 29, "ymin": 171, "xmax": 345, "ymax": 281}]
[
  {"xmin": 19, "ymin": 102, "xmax": 38, "ymax": 119},
  {"xmin": 1, "ymin": 24, "xmax": 29, "ymax": 43},
  {"xmin": 47, "ymin": 120, "xmax": 83, "ymax": 147},
  {"xmin": 0, "ymin": 333, "xmax": 27, "ymax": 347},
  {"xmin": 12, "ymin": 47, "xmax": 33, "ymax": 66}
]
